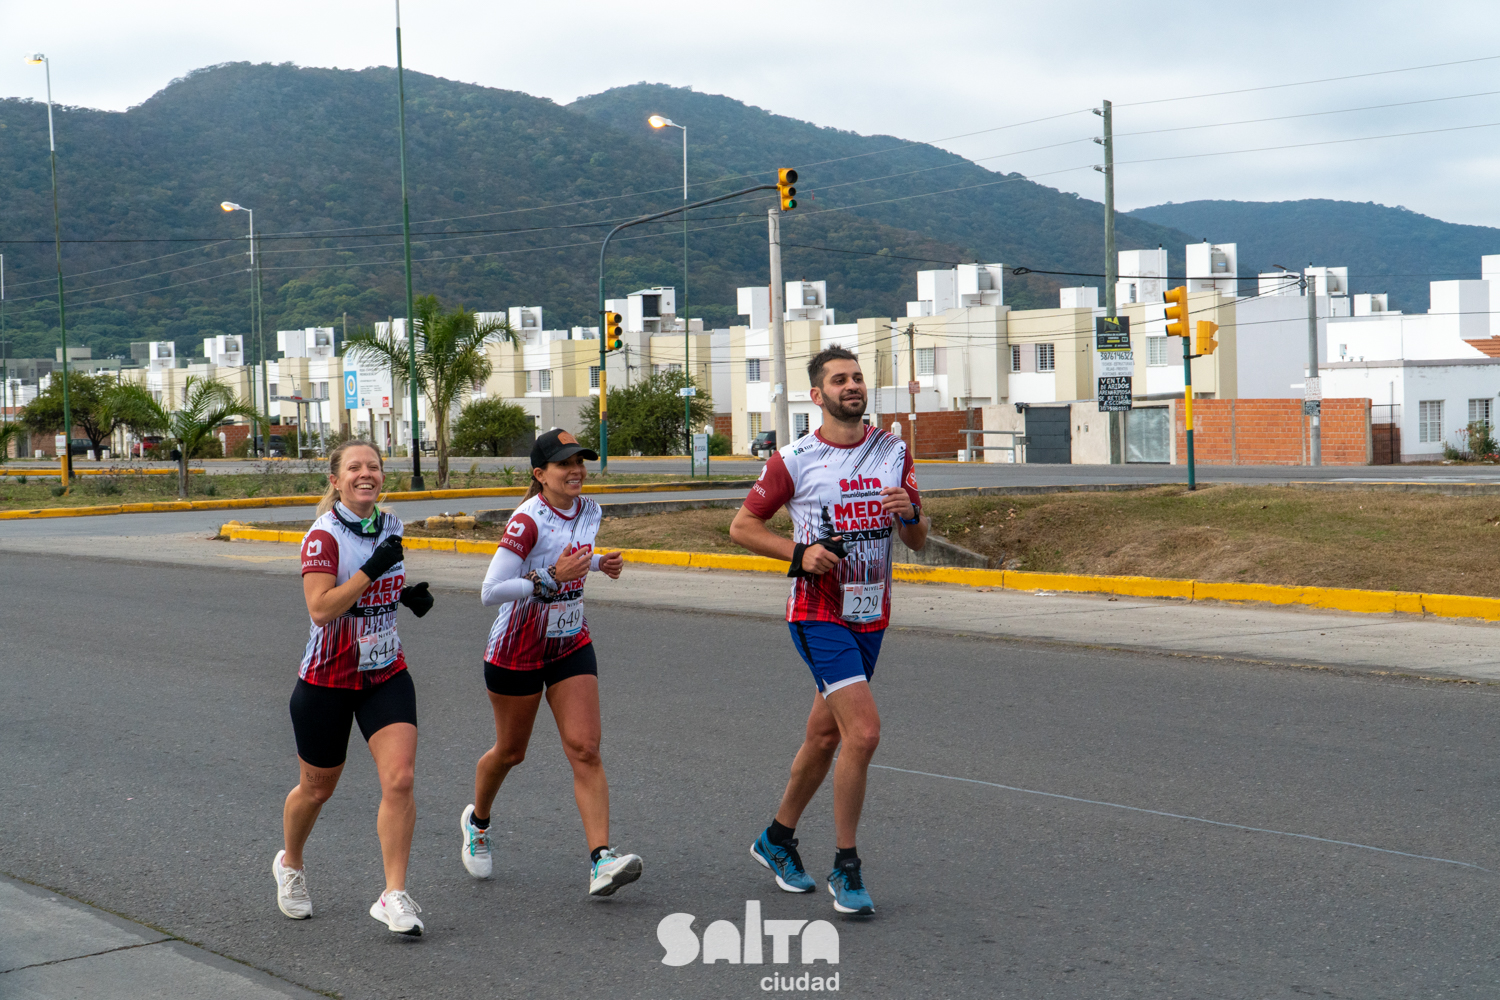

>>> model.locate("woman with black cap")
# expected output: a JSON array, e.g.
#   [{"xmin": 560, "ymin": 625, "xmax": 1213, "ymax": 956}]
[{"xmin": 458, "ymin": 429, "xmax": 642, "ymax": 897}]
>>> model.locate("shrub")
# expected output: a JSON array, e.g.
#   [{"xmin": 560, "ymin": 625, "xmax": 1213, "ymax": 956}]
[
  {"xmin": 451, "ymin": 398, "xmax": 532, "ymax": 457},
  {"xmin": 708, "ymin": 432, "xmax": 731, "ymax": 456},
  {"xmin": 1465, "ymin": 421, "xmax": 1498, "ymax": 461}
]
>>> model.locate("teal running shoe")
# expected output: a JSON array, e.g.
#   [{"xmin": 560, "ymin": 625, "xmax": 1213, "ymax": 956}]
[
  {"xmin": 827, "ymin": 857, "xmax": 874, "ymax": 915},
  {"xmin": 751, "ymin": 829, "xmax": 816, "ymax": 893}
]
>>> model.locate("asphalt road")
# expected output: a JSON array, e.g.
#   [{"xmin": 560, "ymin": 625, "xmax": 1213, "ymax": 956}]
[{"xmin": 5, "ymin": 552, "xmax": 1500, "ymax": 998}]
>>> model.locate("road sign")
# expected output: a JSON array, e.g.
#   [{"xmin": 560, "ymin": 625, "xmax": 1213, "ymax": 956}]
[
  {"xmin": 1095, "ymin": 316, "xmax": 1133, "ymax": 412},
  {"xmin": 344, "ymin": 371, "xmax": 359, "ymax": 409},
  {"xmin": 1304, "ymin": 376, "xmax": 1322, "ymax": 401},
  {"xmin": 344, "ymin": 356, "xmax": 392, "ymax": 411},
  {"xmin": 1303, "ymin": 399, "xmax": 1321, "ymax": 415},
  {"xmin": 908, "ymin": 380, "xmax": 920, "ymax": 396},
  {"xmin": 1098, "ymin": 376, "xmax": 1133, "ymax": 412},
  {"xmin": 677, "ymin": 387, "xmax": 697, "ymax": 397}
]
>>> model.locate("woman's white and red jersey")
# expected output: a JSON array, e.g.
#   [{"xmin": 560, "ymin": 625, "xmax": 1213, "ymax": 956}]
[
  {"xmin": 298, "ymin": 507, "xmax": 407, "ymax": 689},
  {"xmin": 742, "ymin": 424, "xmax": 920, "ymax": 633},
  {"xmin": 483, "ymin": 493, "xmax": 602, "ymax": 669}
]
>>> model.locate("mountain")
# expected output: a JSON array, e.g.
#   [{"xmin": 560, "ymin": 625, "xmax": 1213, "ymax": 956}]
[
  {"xmin": 1129, "ymin": 200, "xmax": 1500, "ymax": 312},
  {"xmin": 0, "ymin": 65, "xmax": 1196, "ymax": 365}
]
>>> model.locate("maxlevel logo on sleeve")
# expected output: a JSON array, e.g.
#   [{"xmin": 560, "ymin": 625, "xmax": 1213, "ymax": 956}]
[{"xmin": 658, "ymin": 901, "xmax": 840, "ymax": 991}]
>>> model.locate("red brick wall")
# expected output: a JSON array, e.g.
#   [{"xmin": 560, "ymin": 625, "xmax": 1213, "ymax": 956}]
[
  {"xmin": 1173, "ymin": 398, "xmax": 1372, "ymax": 466},
  {"xmin": 878, "ymin": 409, "xmax": 981, "ymax": 460},
  {"xmin": 713, "ymin": 413, "xmax": 733, "ymax": 439},
  {"xmin": 220, "ymin": 423, "xmax": 297, "ymax": 454}
]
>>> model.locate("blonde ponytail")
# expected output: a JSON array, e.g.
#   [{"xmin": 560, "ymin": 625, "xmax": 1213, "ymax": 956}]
[{"xmin": 316, "ymin": 440, "xmax": 384, "ymax": 517}]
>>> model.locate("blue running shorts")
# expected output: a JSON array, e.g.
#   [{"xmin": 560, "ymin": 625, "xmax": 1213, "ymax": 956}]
[{"xmin": 788, "ymin": 621, "xmax": 885, "ymax": 696}]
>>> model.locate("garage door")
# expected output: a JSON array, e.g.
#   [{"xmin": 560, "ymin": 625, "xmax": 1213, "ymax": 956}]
[{"xmin": 1024, "ymin": 406, "xmax": 1071, "ymax": 464}]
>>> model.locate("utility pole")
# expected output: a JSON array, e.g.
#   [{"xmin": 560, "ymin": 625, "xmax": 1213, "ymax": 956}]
[
  {"xmin": 30, "ymin": 55, "xmax": 72, "ymax": 485},
  {"xmin": 254, "ymin": 223, "xmax": 267, "ymax": 454},
  {"xmin": 1095, "ymin": 99, "xmax": 1123, "ymax": 463},
  {"xmin": 395, "ymin": 0, "xmax": 425, "ymax": 489},
  {"xmin": 768, "ymin": 206, "xmax": 789, "ymax": 450},
  {"xmin": 1306, "ymin": 271, "xmax": 1322, "ymax": 466},
  {"xmin": 906, "ymin": 322, "xmax": 918, "ymax": 459}
]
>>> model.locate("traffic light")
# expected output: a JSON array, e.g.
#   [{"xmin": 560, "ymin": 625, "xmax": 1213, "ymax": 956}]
[
  {"xmin": 777, "ymin": 168, "xmax": 798, "ymax": 211},
  {"xmin": 1195, "ymin": 319, "xmax": 1219, "ymax": 356},
  {"xmin": 603, "ymin": 311, "xmax": 623, "ymax": 350},
  {"xmin": 1163, "ymin": 285, "xmax": 1188, "ymax": 338}
]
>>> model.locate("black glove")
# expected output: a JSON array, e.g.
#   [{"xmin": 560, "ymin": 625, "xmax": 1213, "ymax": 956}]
[
  {"xmin": 819, "ymin": 534, "xmax": 849, "ymax": 560},
  {"xmin": 359, "ymin": 535, "xmax": 404, "ymax": 581},
  {"xmin": 788, "ymin": 536, "xmax": 848, "ymax": 578},
  {"xmin": 400, "ymin": 582, "xmax": 434, "ymax": 618}
]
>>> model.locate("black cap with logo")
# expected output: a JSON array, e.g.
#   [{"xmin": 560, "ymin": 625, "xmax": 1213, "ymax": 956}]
[{"xmin": 531, "ymin": 428, "xmax": 599, "ymax": 468}]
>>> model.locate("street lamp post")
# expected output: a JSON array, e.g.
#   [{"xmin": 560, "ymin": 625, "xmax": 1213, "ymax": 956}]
[
  {"xmin": 395, "ymin": 0, "xmax": 425, "ymax": 489},
  {"xmin": 28, "ymin": 54, "xmax": 72, "ymax": 484},
  {"xmin": 221, "ymin": 202, "xmax": 267, "ymax": 455},
  {"xmin": 649, "ymin": 115, "xmax": 694, "ymax": 474}
]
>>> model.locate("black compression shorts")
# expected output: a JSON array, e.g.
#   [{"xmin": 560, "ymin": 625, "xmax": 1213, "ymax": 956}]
[
  {"xmin": 484, "ymin": 643, "xmax": 597, "ymax": 697},
  {"xmin": 289, "ymin": 670, "xmax": 417, "ymax": 769}
]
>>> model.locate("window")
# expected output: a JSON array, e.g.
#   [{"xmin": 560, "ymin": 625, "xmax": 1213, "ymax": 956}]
[
  {"xmin": 916, "ymin": 347, "xmax": 936, "ymax": 376},
  {"xmin": 1470, "ymin": 398, "xmax": 1492, "ymax": 427},
  {"xmin": 525, "ymin": 371, "xmax": 535, "ymax": 392},
  {"xmin": 1010, "ymin": 345, "xmax": 1021, "ymax": 372},
  {"xmin": 653, "ymin": 363, "xmax": 682, "ymax": 376},
  {"xmin": 316, "ymin": 382, "xmax": 329, "ymax": 399},
  {"xmin": 1147, "ymin": 336, "xmax": 1170, "ymax": 367},
  {"xmin": 269, "ymin": 383, "xmax": 279, "ymax": 400},
  {"xmin": 746, "ymin": 358, "xmax": 763, "ymax": 382},
  {"xmin": 1419, "ymin": 400, "xmax": 1443, "ymax": 443},
  {"xmin": 749, "ymin": 412, "xmax": 763, "ymax": 435},
  {"xmin": 794, "ymin": 412, "xmax": 810, "ymax": 437},
  {"xmin": 1037, "ymin": 343, "xmax": 1055, "ymax": 372},
  {"xmin": 539, "ymin": 369, "xmax": 552, "ymax": 392},
  {"xmin": 589, "ymin": 366, "xmax": 600, "ymax": 389}
]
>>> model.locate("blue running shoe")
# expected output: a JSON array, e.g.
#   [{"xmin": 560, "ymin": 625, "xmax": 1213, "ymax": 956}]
[
  {"xmin": 751, "ymin": 830, "xmax": 816, "ymax": 893},
  {"xmin": 827, "ymin": 857, "xmax": 874, "ymax": 915}
]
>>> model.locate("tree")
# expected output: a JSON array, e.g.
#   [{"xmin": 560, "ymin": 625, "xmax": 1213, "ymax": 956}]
[
  {"xmin": 344, "ymin": 295, "xmax": 516, "ymax": 487},
  {"xmin": 0, "ymin": 422, "xmax": 22, "ymax": 463},
  {"xmin": 20, "ymin": 371, "xmax": 146, "ymax": 458},
  {"xmin": 122, "ymin": 377, "xmax": 264, "ymax": 498},
  {"xmin": 450, "ymin": 397, "xmax": 533, "ymax": 457},
  {"xmin": 576, "ymin": 369, "xmax": 712, "ymax": 457}
]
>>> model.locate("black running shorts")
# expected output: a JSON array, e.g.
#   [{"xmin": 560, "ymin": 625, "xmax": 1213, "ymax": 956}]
[
  {"xmin": 484, "ymin": 643, "xmax": 597, "ymax": 697},
  {"xmin": 288, "ymin": 670, "xmax": 418, "ymax": 769}
]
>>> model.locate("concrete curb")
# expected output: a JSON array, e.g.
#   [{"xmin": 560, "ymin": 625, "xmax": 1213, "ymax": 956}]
[
  {"xmin": 218, "ymin": 523, "xmax": 1500, "ymax": 623},
  {"xmin": 0, "ymin": 478, "xmax": 759, "ymax": 521}
]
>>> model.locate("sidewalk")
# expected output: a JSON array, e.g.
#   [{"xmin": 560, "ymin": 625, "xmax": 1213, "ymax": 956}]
[
  {"xmin": 0, "ymin": 875, "xmax": 321, "ymax": 999},
  {"xmin": 12, "ymin": 528, "xmax": 1500, "ymax": 682}
]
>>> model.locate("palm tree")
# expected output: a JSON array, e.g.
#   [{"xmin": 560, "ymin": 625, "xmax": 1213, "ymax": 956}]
[
  {"xmin": 345, "ymin": 295, "xmax": 516, "ymax": 487},
  {"xmin": 125, "ymin": 377, "xmax": 264, "ymax": 498},
  {"xmin": 0, "ymin": 421, "xmax": 22, "ymax": 464}
]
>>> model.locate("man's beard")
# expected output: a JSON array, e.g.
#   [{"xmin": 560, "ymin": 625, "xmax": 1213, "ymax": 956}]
[{"xmin": 823, "ymin": 390, "xmax": 867, "ymax": 423}]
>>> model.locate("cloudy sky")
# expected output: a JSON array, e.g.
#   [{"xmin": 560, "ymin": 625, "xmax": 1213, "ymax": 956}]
[{"xmin": 5, "ymin": 1, "xmax": 1500, "ymax": 225}]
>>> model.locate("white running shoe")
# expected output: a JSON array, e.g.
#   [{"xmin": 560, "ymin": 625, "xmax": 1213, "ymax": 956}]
[
  {"xmin": 460, "ymin": 804, "xmax": 492, "ymax": 879},
  {"xmin": 588, "ymin": 849, "xmax": 643, "ymax": 897},
  {"xmin": 369, "ymin": 889, "xmax": 424, "ymax": 936},
  {"xmin": 272, "ymin": 850, "xmax": 311, "ymax": 920}
]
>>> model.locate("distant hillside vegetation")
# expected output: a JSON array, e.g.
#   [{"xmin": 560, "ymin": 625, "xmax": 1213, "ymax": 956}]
[
  {"xmin": 0, "ymin": 66, "xmax": 1191, "ymax": 363},
  {"xmin": 1129, "ymin": 200, "xmax": 1500, "ymax": 312}
]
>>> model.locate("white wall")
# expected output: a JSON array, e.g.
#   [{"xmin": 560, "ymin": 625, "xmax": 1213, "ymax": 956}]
[
  {"xmin": 1233, "ymin": 294, "xmax": 1328, "ymax": 398},
  {"xmin": 1117, "ymin": 248, "xmax": 1167, "ymax": 305},
  {"xmin": 1323, "ymin": 358, "xmax": 1500, "ymax": 460}
]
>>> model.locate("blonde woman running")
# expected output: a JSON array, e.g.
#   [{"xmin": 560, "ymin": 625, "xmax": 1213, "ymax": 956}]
[
  {"xmin": 272, "ymin": 440, "xmax": 436, "ymax": 935},
  {"xmin": 459, "ymin": 429, "xmax": 641, "ymax": 897}
]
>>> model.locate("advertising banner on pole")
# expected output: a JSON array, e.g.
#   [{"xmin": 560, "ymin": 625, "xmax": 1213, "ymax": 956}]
[
  {"xmin": 344, "ymin": 356, "xmax": 393, "ymax": 411},
  {"xmin": 1095, "ymin": 316, "xmax": 1133, "ymax": 412}
]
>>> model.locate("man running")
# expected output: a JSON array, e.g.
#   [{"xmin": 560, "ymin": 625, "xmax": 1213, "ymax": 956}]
[{"xmin": 730, "ymin": 345, "xmax": 927, "ymax": 915}]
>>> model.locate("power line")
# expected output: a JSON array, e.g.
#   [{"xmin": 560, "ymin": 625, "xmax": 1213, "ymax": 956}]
[
  {"xmin": 1115, "ymin": 119, "xmax": 1500, "ymax": 166},
  {"xmin": 1114, "ymin": 89, "xmax": 1500, "ymax": 138},
  {"xmin": 1115, "ymin": 53, "xmax": 1500, "ymax": 107}
]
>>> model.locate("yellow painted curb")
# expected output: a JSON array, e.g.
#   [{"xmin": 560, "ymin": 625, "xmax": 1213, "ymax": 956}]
[
  {"xmin": 0, "ymin": 478, "xmax": 754, "ymax": 521},
  {"xmin": 216, "ymin": 523, "xmax": 1500, "ymax": 624},
  {"xmin": 2, "ymin": 467, "xmax": 204, "ymax": 476}
]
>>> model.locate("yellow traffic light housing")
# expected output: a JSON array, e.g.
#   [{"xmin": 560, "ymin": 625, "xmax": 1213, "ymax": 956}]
[
  {"xmin": 1195, "ymin": 319, "xmax": 1219, "ymax": 356},
  {"xmin": 603, "ymin": 311, "xmax": 624, "ymax": 351},
  {"xmin": 777, "ymin": 168, "xmax": 798, "ymax": 211},
  {"xmin": 1163, "ymin": 285, "xmax": 1188, "ymax": 338}
]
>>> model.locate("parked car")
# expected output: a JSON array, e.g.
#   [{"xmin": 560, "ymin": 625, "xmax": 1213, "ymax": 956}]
[
  {"xmin": 267, "ymin": 434, "xmax": 288, "ymax": 457},
  {"xmin": 132, "ymin": 435, "xmax": 165, "ymax": 458},
  {"xmin": 750, "ymin": 430, "xmax": 777, "ymax": 459}
]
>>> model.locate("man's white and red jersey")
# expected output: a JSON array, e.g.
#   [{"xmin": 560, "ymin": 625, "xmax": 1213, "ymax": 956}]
[
  {"xmin": 742, "ymin": 424, "xmax": 920, "ymax": 633},
  {"xmin": 483, "ymin": 493, "xmax": 602, "ymax": 669},
  {"xmin": 298, "ymin": 507, "xmax": 407, "ymax": 689}
]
